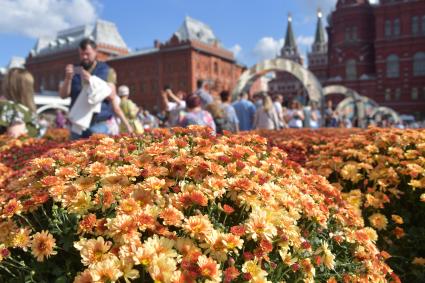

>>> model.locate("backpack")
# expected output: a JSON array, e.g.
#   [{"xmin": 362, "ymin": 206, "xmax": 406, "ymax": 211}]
[{"xmin": 214, "ymin": 116, "xmax": 234, "ymax": 134}]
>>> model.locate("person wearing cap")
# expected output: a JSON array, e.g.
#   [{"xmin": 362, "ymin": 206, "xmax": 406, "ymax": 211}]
[{"xmin": 118, "ymin": 85, "xmax": 144, "ymax": 134}]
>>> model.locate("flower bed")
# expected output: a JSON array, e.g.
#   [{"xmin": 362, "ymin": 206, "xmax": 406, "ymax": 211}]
[
  {"xmin": 0, "ymin": 130, "xmax": 70, "ymax": 187},
  {"xmin": 0, "ymin": 127, "xmax": 392, "ymax": 282},
  {"xmin": 258, "ymin": 128, "xmax": 425, "ymax": 282},
  {"xmin": 250, "ymin": 129, "xmax": 363, "ymax": 165}
]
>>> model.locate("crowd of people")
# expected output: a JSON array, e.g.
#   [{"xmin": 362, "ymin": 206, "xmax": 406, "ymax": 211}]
[{"xmin": 0, "ymin": 38, "xmax": 422, "ymax": 139}]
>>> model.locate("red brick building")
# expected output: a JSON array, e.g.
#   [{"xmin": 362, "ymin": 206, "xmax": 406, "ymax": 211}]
[
  {"xmin": 26, "ymin": 20, "xmax": 129, "ymax": 93},
  {"xmin": 270, "ymin": 0, "xmax": 425, "ymax": 118},
  {"xmin": 24, "ymin": 17, "xmax": 244, "ymax": 111},
  {"xmin": 108, "ymin": 17, "xmax": 244, "ymax": 110},
  {"xmin": 323, "ymin": 0, "xmax": 425, "ymax": 118},
  {"xmin": 373, "ymin": 0, "xmax": 425, "ymax": 117}
]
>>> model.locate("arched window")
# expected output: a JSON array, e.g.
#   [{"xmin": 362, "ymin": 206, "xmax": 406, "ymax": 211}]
[
  {"xmin": 346, "ymin": 59, "xmax": 357, "ymax": 81},
  {"xmin": 412, "ymin": 16, "xmax": 419, "ymax": 35},
  {"xmin": 413, "ymin": 52, "xmax": 425, "ymax": 76},
  {"xmin": 385, "ymin": 20, "xmax": 392, "ymax": 37},
  {"xmin": 386, "ymin": 54, "xmax": 399, "ymax": 78},
  {"xmin": 393, "ymin": 19, "xmax": 400, "ymax": 37}
]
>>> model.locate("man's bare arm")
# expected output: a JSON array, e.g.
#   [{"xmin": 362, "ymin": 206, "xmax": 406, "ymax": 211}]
[{"xmin": 59, "ymin": 64, "xmax": 74, "ymax": 99}]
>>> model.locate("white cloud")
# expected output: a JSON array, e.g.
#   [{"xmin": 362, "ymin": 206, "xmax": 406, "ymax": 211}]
[
  {"xmin": 252, "ymin": 35, "xmax": 313, "ymax": 62},
  {"xmin": 230, "ymin": 44, "xmax": 242, "ymax": 58},
  {"xmin": 252, "ymin": 37, "xmax": 284, "ymax": 61},
  {"xmin": 297, "ymin": 0, "xmax": 335, "ymax": 14},
  {"xmin": 296, "ymin": 36, "xmax": 314, "ymax": 47},
  {"xmin": 0, "ymin": 0, "xmax": 99, "ymax": 38}
]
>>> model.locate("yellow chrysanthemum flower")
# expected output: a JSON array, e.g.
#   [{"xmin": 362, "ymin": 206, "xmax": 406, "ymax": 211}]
[{"xmin": 368, "ymin": 213, "xmax": 388, "ymax": 231}]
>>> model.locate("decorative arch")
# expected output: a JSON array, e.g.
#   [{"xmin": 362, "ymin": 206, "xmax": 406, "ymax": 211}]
[
  {"xmin": 34, "ymin": 94, "xmax": 70, "ymax": 114},
  {"xmin": 323, "ymin": 85, "xmax": 368, "ymax": 127},
  {"xmin": 370, "ymin": 106, "xmax": 401, "ymax": 123},
  {"xmin": 323, "ymin": 85, "xmax": 361, "ymax": 99},
  {"xmin": 335, "ymin": 95, "xmax": 378, "ymax": 128},
  {"xmin": 231, "ymin": 58, "xmax": 323, "ymax": 103},
  {"xmin": 36, "ymin": 104, "xmax": 69, "ymax": 115}
]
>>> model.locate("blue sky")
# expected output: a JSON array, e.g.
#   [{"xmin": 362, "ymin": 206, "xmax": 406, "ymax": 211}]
[{"xmin": 0, "ymin": 0, "xmax": 348, "ymax": 68}]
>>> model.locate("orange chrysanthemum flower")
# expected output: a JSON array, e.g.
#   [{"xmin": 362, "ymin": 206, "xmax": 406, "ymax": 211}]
[
  {"xmin": 368, "ymin": 213, "xmax": 388, "ymax": 231},
  {"xmin": 183, "ymin": 215, "xmax": 213, "ymax": 241},
  {"xmin": 73, "ymin": 269, "xmax": 93, "ymax": 283},
  {"xmin": 1, "ymin": 199, "xmax": 23, "ymax": 218},
  {"xmin": 78, "ymin": 214, "xmax": 97, "ymax": 235},
  {"xmin": 197, "ymin": 255, "xmax": 222, "ymax": 282},
  {"xmin": 31, "ymin": 230, "xmax": 57, "ymax": 262},
  {"xmin": 74, "ymin": 237, "xmax": 113, "ymax": 266},
  {"xmin": 160, "ymin": 206, "xmax": 184, "ymax": 226},
  {"xmin": 11, "ymin": 227, "xmax": 31, "ymax": 250}
]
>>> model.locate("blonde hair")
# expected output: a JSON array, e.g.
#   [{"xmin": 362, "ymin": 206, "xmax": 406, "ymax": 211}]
[
  {"xmin": 263, "ymin": 95, "xmax": 273, "ymax": 112},
  {"xmin": 205, "ymin": 102, "xmax": 224, "ymax": 119},
  {"xmin": 2, "ymin": 68, "xmax": 36, "ymax": 112}
]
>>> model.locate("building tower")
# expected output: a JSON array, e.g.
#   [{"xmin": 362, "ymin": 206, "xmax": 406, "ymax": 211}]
[
  {"xmin": 280, "ymin": 14, "xmax": 303, "ymax": 64},
  {"xmin": 308, "ymin": 9, "xmax": 328, "ymax": 83},
  {"xmin": 269, "ymin": 14, "xmax": 305, "ymax": 103}
]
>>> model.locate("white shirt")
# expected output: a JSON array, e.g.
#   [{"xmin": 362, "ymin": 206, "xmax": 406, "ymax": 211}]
[
  {"xmin": 167, "ymin": 101, "xmax": 186, "ymax": 111},
  {"xmin": 68, "ymin": 76, "xmax": 111, "ymax": 134},
  {"xmin": 273, "ymin": 101, "xmax": 283, "ymax": 116},
  {"xmin": 287, "ymin": 109, "xmax": 303, "ymax": 128}
]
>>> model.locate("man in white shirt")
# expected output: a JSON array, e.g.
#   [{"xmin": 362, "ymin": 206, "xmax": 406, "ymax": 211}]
[{"xmin": 59, "ymin": 38, "xmax": 132, "ymax": 139}]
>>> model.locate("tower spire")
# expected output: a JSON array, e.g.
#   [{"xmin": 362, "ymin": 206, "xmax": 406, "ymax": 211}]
[
  {"xmin": 281, "ymin": 13, "xmax": 298, "ymax": 56},
  {"xmin": 314, "ymin": 9, "xmax": 326, "ymax": 45}
]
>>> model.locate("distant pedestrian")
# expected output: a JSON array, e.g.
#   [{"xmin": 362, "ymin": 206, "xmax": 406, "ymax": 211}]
[
  {"xmin": 218, "ymin": 90, "xmax": 239, "ymax": 133},
  {"xmin": 285, "ymin": 100, "xmax": 305, "ymax": 128},
  {"xmin": 118, "ymin": 85, "xmax": 144, "ymax": 134},
  {"xmin": 232, "ymin": 92, "xmax": 256, "ymax": 131},
  {"xmin": 273, "ymin": 94, "xmax": 286, "ymax": 128},
  {"xmin": 161, "ymin": 86, "xmax": 187, "ymax": 127},
  {"xmin": 55, "ymin": 109, "xmax": 67, "ymax": 128},
  {"xmin": 0, "ymin": 68, "xmax": 39, "ymax": 137},
  {"xmin": 180, "ymin": 94, "xmax": 216, "ymax": 132},
  {"xmin": 253, "ymin": 94, "xmax": 280, "ymax": 130},
  {"xmin": 324, "ymin": 99, "xmax": 334, "ymax": 127},
  {"xmin": 194, "ymin": 79, "xmax": 213, "ymax": 107},
  {"xmin": 308, "ymin": 101, "xmax": 321, "ymax": 129}
]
